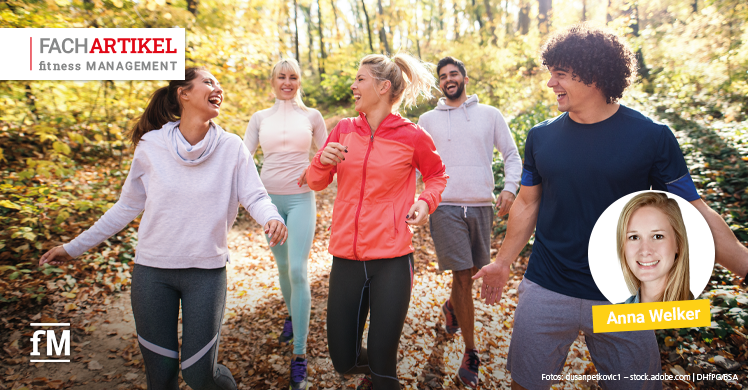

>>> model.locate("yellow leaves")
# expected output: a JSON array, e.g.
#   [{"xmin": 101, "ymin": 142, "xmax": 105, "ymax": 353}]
[
  {"xmin": 164, "ymin": 13, "xmax": 172, "ymax": 19},
  {"xmin": 146, "ymin": 0, "xmax": 157, "ymax": 11},
  {"xmin": 64, "ymin": 303, "xmax": 78, "ymax": 311},
  {"xmin": 0, "ymin": 200, "xmax": 21, "ymax": 210},
  {"xmin": 54, "ymin": 0, "xmax": 71, "ymax": 5},
  {"xmin": 112, "ymin": 0, "xmax": 123, "ymax": 7},
  {"xmin": 62, "ymin": 292, "xmax": 77, "ymax": 299},
  {"xmin": 53, "ymin": 141, "xmax": 71, "ymax": 155}
]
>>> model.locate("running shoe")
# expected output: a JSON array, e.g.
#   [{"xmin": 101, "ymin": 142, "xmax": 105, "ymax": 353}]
[
  {"xmin": 289, "ymin": 357, "xmax": 309, "ymax": 390},
  {"xmin": 442, "ymin": 299, "xmax": 459, "ymax": 334},
  {"xmin": 356, "ymin": 375, "xmax": 373, "ymax": 390},
  {"xmin": 457, "ymin": 349, "xmax": 480, "ymax": 389},
  {"xmin": 278, "ymin": 316, "xmax": 294, "ymax": 345}
]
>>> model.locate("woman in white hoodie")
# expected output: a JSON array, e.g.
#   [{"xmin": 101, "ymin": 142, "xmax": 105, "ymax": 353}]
[{"xmin": 39, "ymin": 67, "xmax": 287, "ymax": 390}]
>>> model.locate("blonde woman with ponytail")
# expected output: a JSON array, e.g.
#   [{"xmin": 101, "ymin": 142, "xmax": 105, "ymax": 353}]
[
  {"xmin": 306, "ymin": 53, "xmax": 447, "ymax": 390},
  {"xmin": 243, "ymin": 58, "xmax": 327, "ymax": 390},
  {"xmin": 617, "ymin": 192, "xmax": 693, "ymax": 303}
]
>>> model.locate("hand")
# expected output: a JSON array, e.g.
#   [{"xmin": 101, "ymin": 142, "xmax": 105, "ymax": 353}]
[
  {"xmin": 297, "ymin": 169, "xmax": 308, "ymax": 187},
  {"xmin": 264, "ymin": 220, "xmax": 288, "ymax": 247},
  {"xmin": 319, "ymin": 142, "xmax": 347, "ymax": 166},
  {"xmin": 405, "ymin": 200, "xmax": 429, "ymax": 226},
  {"xmin": 495, "ymin": 191, "xmax": 516, "ymax": 217},
  {"xmin": 39, "ymin": 245, "xmax": 73, "ymax": 266},
  {"xmin": 472, "ymin": 261, "xmax": 511, "ymax": 305}
]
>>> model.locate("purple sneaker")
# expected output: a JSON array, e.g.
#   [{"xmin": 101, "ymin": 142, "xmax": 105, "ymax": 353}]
[
  {"xmin": 457, "ymin": 349, "xmax": 480, "ymax": 389},
  {"xmin": 356, "ymin": 375, "xmax": 373, "ymax": 390},
  {"xmin": 279, "ymin": 316, "xmax": 294, "ymax": 345},
  {"xmin": 289, "ymin": 357, "xmax": 309, "ymax": 390},
  {"xmin": 442, "ymin": 299, "xmax": 459, "ymax": 334}
]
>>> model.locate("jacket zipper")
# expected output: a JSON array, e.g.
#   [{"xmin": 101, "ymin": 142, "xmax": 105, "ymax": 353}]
[{"xmin": 353, "ymin": 123, "xmax": 376, "ymax": 260}]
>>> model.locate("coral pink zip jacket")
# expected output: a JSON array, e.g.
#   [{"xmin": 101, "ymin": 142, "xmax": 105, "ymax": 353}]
[{"xmin": 307, "ymin": 112, "xmax": 448, "ymax": 261}]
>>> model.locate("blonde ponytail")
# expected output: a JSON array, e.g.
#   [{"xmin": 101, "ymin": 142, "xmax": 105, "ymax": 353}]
[{"xmin": 360, "ymin": 53, "xmax": 436, "ymax": 110}]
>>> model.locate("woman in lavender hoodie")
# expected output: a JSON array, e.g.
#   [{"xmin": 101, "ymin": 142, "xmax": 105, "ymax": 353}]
[{"xmin": 39, "ymin": 67, "xmax": 287, "ymax": 390}]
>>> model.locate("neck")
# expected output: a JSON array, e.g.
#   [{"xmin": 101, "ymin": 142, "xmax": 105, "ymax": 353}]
[
  {"xmin": 445, "ymin": 92, "xmax": 468, "ymax": 108},
  {"xmin": 178, "ymin": 113, "xmax": 212, "ymax": 145},
  {"xmin": 569, "ymin": 102, "xmax": 620, "ymax": 124},
  {"xmin": 639, "ymin": 280, "xmax": 666, "ymax": 303},
  {"xmin": 363, "ymin": 104, "xmax": 393, "ymax": 135}
]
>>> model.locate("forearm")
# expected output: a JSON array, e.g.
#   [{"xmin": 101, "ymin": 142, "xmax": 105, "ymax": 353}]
[
  {"xmin": 693, "ymin": 199, "xmax": 748, "ymax": 277},
  {"xmin": 63, "ymin": 202, "xmax": 143, "ymax": 258},
  {"xmin": 418, "ymin": 175, "xmax": 447, "ymax": 213},
  {"xmin": 495, "ymin": 186, "xmax": 541, "ymax": 266}
]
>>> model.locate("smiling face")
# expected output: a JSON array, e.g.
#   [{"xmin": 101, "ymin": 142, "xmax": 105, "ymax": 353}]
[
  {"xmin": 546, "ymin": 66, "xmax": 601, "ymax": 115},
  {"xmin": 180, "ymin": 70, "xmax": 223, "ymax": 120},
  {"xmin": 438, "ymin": 64, "xmax": 467, "ymax": 101},
  {"xmin": 624, "ymin": 206, "xmax": 679, "ymax": 290},
  {"xmin": 272, "ymin": 68, "xmax": 300, "ymax": 101},
  {"xmin": 351, "ymin": 65, "xmax": 387, "ymax": 114}
]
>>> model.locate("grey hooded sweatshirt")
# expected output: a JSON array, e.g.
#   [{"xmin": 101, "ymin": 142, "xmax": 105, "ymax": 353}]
[
  {"xmin": 417, "ymin": 95, "xmax": 521, "ymax": 207},
  {"xmin": 64, "ymin": 121, "xmax": 283, "ymax": 269}
]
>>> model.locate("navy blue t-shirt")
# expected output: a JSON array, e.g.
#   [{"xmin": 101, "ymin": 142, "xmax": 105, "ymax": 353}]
[{"xmin": 521, "ymin": 105, "xmax": 700, "ymax": 301}]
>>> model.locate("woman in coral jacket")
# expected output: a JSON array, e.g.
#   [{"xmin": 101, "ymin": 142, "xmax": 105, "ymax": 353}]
[{"xmin": 306, "ymin": 53, "xmax": 447, "ymax": 390}]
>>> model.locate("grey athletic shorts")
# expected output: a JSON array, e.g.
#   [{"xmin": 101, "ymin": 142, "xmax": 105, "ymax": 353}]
[
  {"xmin": 428, "ymin": 205, "xmax": 493, "ymax": 272},
  {"xmin": 507, "ymin": 278, "xmax": 662, "ymax": 390}
]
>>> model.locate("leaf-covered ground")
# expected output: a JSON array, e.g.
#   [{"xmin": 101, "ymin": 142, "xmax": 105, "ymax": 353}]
[{"xmin": 1, "ymin": 182, "xmax": 605, "ymax": 390}]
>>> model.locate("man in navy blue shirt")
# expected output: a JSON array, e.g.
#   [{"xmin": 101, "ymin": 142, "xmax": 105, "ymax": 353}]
[{"xmin": 474, "ymin": 25, "xmax": 748, "ymax": 390}]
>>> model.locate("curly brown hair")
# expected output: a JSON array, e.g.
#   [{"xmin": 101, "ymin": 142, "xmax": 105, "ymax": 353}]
[{"xmin": 540, "ymin": 25, "xmax": 638, "ymax": 104}]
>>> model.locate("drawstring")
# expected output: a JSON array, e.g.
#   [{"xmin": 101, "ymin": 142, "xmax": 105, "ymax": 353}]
[
  {"xmin": 463, "ymin": 206, "xmax": 467, "ymax": 218},
  {"xmin": 463, "ymin": 104, "xmax": 470, "ymax": 121}
]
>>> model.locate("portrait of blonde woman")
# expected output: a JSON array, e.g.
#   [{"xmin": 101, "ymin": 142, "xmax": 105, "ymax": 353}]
[{"xmin": 617, "ymin": 192, "xmax": 694, "ymax": 303}]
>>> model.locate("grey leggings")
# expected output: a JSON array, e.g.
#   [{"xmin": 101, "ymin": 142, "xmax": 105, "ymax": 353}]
[{"xmin": 131, "ymin": 264, "xmax": 237, "ymax": 390}]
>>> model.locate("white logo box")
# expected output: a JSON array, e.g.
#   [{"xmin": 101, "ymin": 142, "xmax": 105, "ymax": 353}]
[{"xmin": 1, "ymin": 28, "xmax": 185, "ymax": 80}]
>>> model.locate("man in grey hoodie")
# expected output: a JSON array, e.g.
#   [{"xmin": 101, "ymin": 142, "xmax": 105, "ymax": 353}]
[{"xmin": 417, "ymin": 56, "xmax": 522, "ymax": 389}]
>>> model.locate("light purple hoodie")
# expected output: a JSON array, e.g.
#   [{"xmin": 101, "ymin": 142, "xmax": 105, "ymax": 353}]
[
  {"xmin": 418, "ymin": 95, "xmax": 522, "ymax": 206},
  {"xmin": 64, "ymin": 121, "xmax": 283, "ymax": 269}
]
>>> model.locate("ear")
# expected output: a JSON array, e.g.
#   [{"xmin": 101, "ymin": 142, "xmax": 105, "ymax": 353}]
[
  {"xmin": 464, "ymin": 76, "xmax": 469, "ymax": 85},
  {"xmin": 177, "ymin": 86, "xmax": 189, "ymax": 102},
  {"xmin": 378, "ymin": 79, "xmax": 392, "ymax": 96}
]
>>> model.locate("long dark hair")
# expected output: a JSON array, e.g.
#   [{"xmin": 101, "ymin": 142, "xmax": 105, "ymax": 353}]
[{"xmin": 129, "ymin": 67, "xmax": 205, "ymax": 146}]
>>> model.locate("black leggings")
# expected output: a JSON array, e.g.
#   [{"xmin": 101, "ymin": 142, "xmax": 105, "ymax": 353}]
[
  {"xmin": 327, "ymin": 254, "xmax": 414, "ymax": 390},
  {"xmin": 131, "ymin": 264, "xmax": 237, "ymax": 390}
]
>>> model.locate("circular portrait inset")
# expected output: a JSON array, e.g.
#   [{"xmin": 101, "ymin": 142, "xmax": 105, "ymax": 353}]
[{"xmin": 589, "ymin": 190, "xmax": 715, "ymax": 304}]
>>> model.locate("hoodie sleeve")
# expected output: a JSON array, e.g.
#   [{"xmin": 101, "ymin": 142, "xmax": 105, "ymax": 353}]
[
  {"xmin": 310, "ymin": 109, "xmax": 329, "ymax": 151},
  {"xmin": 236, "ymin": 145, "xmax": 284, "ymax": 227},
  {"xmin": 243, "ymin": 113, "xmax": 261, "ymax": 156},
  {"xmin": 412, "ymin": 126, "xmax": 448, "ymax": 214},
  {"xmin": 493, "ymin": 109, "xmax": 522, "ymax": 195},
  {"xmin": 306, "ymin": 120, "xmax": 341, "ymax": 191},
  {"xmin": 63, "ymin": 146, "xmax": 148, "ymax": 258}
]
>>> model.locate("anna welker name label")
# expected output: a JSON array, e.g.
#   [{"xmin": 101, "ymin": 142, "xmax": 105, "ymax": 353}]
[{"xmin": 591, "ymin": 299, "xmax": 710, "ymax": 333}]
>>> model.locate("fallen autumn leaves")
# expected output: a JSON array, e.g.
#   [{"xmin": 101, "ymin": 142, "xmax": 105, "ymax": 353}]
[{"xmin": 1, "ymin": 182, "xmax": 602, "ymax": 389}]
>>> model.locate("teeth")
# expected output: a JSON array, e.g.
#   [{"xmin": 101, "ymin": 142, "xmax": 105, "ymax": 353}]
[{"xmin": 637, "ymin": 260, "xmax": 659, "ymax": 267}]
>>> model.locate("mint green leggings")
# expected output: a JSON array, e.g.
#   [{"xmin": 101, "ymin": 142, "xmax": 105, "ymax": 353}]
[{"xmin": 267, "ymin": 191, "xmax": 315, "ymax": 355}]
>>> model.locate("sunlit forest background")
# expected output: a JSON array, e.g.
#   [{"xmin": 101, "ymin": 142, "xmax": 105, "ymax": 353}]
[{"xmin": 2, "ymin": 0, "xmax": 748, "ymax": 388}]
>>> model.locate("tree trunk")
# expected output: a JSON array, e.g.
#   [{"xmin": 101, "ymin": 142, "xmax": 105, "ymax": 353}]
[
  {"xmin": 187, "ymin": 0, "xmax": 198, "ymax": 15},
  {"xmin": 472, "ymin": 0, "xmax": 484, "ymax": 30},
  {"xmin": 293, "ymin": 0, "xmax": 300, "ymax": 63},
  {"xmin": 582, "ymin": 0, "xmax": 587, "ymax": 21},
  {"xmin": 361, "ymin": 0, "xmax": 375, "ymax": 51},
  {"xmin": 538, "ymin": 0, "xmax": 551, "ymax": 34},
  {"xmin": 607, "ymin": 0, "xmax": 613, "ymax": 23},
  {"xmin": 303, "ymin": 6, "xmax": 314, "ymax": 72},
  {"xmin": 518, "ymin": 1, "xmax": 530, "ymax": 35},
  {"xmin": 692, "ymin": 0, "xmax": 697, "ymax": 13},
  {"xmin": 377, "ymin": 0, "xmax": 391, "ymax": 54},
  {"xmin": 453, "ymin": 0, "xmax": 460, "ymax": 40},
  {"xmin": 317, "ymin": 0, "xmax": 326, "ymax": 74},
  {"xmin": 330, "ymin": 0, "xmax": 342, "ymax": 48},
  {"xmin": 625, "ymin": 1, "xmax": 649, "ymax": 80}
]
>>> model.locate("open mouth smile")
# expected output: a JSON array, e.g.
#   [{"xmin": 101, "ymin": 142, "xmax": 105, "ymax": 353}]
[
  {"xmin": 637, "ymin": 260, "xmax": 660, "ymax": 267},
  {"xmin": 208, "ymin": 95, "xmax": 222, "ymax": 108}
]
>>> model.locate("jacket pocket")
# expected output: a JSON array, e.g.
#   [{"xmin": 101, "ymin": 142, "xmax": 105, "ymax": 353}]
[
  {"xmin": 329, "ymin": 199, "xmax": 357, "ymax": 257},
  {"xmin": 356, "ymin": 201, "xmax": 396, "ymax": 256}
]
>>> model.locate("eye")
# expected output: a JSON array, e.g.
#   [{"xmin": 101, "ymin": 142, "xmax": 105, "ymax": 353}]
[
  {"xmin": 205, "ymin": 80, "xmax": 213, "ymax": 85},
  {"xmin": 628, "ymin": 234, "xmax": 639, "ymax": 241},
  {"xmin": 653, "ymin": 234, "xmax": 664, "ymax": 240}
]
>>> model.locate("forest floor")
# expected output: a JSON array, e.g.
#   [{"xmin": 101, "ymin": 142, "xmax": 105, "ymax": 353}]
[{"xmin": 1, "ymin": 182, "xmax": 602, "ymax": 390}]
